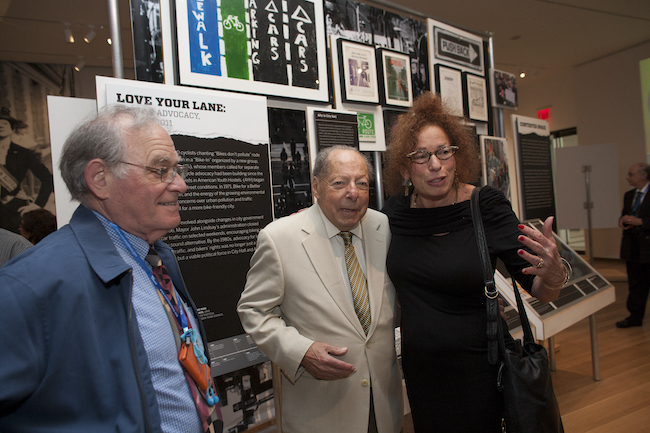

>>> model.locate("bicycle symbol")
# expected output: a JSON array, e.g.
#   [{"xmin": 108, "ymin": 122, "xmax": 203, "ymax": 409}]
[
  {"xmin": 359, "ymin": 117, "xmax": 373, "ymax": 130},
  {"xmin": 223, "ymin": 15, "xmax": 245, "ymax": 32}
]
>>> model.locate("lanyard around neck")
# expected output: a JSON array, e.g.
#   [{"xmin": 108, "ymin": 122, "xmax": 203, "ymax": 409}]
[{"xmin": 107, "ymin": 222, "xmax": 189, "ymax": 331}]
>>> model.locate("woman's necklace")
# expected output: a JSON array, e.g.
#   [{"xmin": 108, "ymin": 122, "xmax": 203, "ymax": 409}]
[{"xmin": 412, "ymin": 182, "xmax": 459, "ymax": 208}]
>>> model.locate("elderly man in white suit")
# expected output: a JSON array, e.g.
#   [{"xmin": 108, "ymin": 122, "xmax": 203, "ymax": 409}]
[{"xmin": 238, "ymin": 146, "xmax": 403, "ymax": 433}]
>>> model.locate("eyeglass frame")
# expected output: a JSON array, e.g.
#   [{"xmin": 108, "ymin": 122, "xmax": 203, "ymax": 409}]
[
  {"xmin": 119, "ymin": 161, "xmax": 190, "ymax": 183},
  {"xmin": 405, "ymin": 145, "xmax": 459, "ymax": 164}
]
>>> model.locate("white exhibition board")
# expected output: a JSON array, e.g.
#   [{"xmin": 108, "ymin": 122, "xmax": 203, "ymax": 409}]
[
  {"xmin": 47, "ymin": 96, "xmax": 97, "ymax": 228},
  {"xmin": 96, "ymin": 76, "xmax": 269, "ymax": 143},
  {"xmin": 554, "ymin": 143, "xmax": 620, "ymax": 230}
]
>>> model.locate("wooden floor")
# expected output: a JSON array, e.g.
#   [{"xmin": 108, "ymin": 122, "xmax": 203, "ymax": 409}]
[
  {"xmin": 403, "ymin": 259, "xmax": 650, "ymax": 433},
  {"xmin": 254, "ymin": 259, "xmax": 649, "ymax": 433},
  {"xmin": 551, "ymin": 260, "xmax": 650, "ymax": 433}
]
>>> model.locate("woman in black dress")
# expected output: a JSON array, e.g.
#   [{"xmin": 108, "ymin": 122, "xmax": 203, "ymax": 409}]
[{"xmin": 382, "ymin": 93, "xmax": 567, "ymax": 432}]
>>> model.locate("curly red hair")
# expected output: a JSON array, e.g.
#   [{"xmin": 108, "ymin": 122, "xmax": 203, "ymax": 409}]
[{"xmin": 384, "ymin": 92, "xmax": 481, "ymax": 195}]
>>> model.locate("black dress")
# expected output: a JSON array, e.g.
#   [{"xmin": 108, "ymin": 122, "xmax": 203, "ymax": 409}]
[{"xmin": 382, "ymin": 187, "xmax": 535, "ymax": 432}]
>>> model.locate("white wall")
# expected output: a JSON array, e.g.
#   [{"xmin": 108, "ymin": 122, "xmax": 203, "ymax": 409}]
[
  {"xmin": 503, "ymin": 41, "xmax": 650, "ymax": 259},
  {"xmin": 574, "ymin": 41, "xmax": 650, "ymax": 258},
  {"xmin": 73, "ymin": 66, "xmax": 135, "ymax": 99}
]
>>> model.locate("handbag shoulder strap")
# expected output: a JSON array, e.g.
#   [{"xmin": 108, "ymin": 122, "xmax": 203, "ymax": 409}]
[
  {"xmin": 469, "ymin": 187, "xmax": 499, "ymax": 365},
  {"xmin": 470, "ymin": 188, "xmax": 537, "ymax": 352},
  {"xmin": 510, "ymin": 276, "xmax": 536, "ymax": 345},
  {"xmin": 470, "ymin": 187, "xmax": 497, "ymax": 297}
]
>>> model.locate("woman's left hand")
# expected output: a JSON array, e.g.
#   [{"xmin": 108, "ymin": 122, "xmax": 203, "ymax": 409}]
[{"xmin": 516, "ymin": 216, "xmax": 564, "ymax": 302}]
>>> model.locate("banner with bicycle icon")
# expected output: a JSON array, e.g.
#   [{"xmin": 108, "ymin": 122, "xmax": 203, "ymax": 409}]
[{"xmin": 176, "ymin": 0, "xmax": 329, "ymax": 102}]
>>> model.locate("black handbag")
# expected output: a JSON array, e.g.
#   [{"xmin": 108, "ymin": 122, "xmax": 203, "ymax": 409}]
[{"xmin": 470, "ymin": 188, "xmax": 564, "ymax": 433}]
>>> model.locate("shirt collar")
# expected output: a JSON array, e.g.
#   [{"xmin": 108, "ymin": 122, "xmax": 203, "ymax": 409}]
[
  {"xmin": 316, "ymin": 204, "xmax": 363, "ymax": 241},
  {"xmin": 92, "ymin": 211, "xmax": 150, "ymax": 259}
]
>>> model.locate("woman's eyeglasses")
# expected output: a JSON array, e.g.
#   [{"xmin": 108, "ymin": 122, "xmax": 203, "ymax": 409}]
[{"xmin": 406, "ymin": 146, "xmax": 459, "ymax": 164}]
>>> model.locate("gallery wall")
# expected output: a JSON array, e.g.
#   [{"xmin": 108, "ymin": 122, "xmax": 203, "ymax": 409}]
[
  {"xmin": 502, "ymin": 40, "xmax": 650, "ymax": 259},
  {"xmin": 70, "ymin": 17, "xmax": 650, "ymax": 262},
  {"xmin": 575, "ymin": 40, "xmax": 650, "ymax": 259}
]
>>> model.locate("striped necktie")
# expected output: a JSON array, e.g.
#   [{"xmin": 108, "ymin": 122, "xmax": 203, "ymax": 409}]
[
  {"xmin": 339, "ymin": 232, "xmax": 371, "ymax": 334},
  {"xmin": 146, "ymin": 247, "xmax": 179, "ymax": 310},
  {"xmin": 631, "ymin": 190, "xmax": 643, "ymax": 216}
]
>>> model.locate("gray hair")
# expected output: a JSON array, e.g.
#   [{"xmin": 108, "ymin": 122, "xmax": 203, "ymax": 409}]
[
  {"xmin": 59, "ymin": 104, "xmax": 160, "ymax": 202},
  {"xmin": 641, "ymin": 163, "xmax": 650, "ymax": 179},
  {"xmin": 312, "ymin": 145, "xmax": 374, "ymax": 180}
]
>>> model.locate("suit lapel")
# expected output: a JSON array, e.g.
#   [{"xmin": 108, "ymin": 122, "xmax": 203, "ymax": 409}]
[
  {"xmin": 302, "ymin": 206, "xmax": 367, "ymax": 338},
  {"xmin": 639, "ymin": 188, "xmax": 650, "ymax": 216},
  {"xmin": 361, "ymin": 213, "xmax": 387, "ymax": 338}
]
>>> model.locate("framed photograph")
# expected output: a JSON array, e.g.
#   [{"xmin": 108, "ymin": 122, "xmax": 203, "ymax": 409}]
[
  {"xmin": 377, "ymin": 48, "xmax": 413, "ymax": 107},
  {"xmin": 463, "ymin": 73, "xmax": 488, "ymax": 122},
  {"xmin": 490, "ymin": 68, "xmax": 518, "ymax": 109},
  {"xmin": 480, "ymin": 135, "xmax": 511, "ymax": 200},
  {"xmin": 174, "ymin": 0, "xmax": 329, "ymax": 102},
  {"xmin": 434, "ymin": 65, "xmax": 464, "ymax": 117},
  {"xmin": 337, "ymin": 38, "xmax": 379, "ymax": 104}
]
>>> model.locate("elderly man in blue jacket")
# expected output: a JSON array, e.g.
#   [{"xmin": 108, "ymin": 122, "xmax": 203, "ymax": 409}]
[{"xmin": 0, "ymin": 105, "xmax": 218, "ymax": 432}]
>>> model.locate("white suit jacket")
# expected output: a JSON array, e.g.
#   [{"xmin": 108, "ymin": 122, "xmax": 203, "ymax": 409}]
[{"xmin": 237, "ymin": 205, "xmax": 403, "ymax": 433}]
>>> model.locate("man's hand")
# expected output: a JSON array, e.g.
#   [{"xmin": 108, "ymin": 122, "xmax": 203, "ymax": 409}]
[
  {"xmin": 620, "ymin": 215, "xmax": 641, "ymax": 229},
  {"xmin": 300, "ymin": 342, "xmax": 357, "ymax": 380}
]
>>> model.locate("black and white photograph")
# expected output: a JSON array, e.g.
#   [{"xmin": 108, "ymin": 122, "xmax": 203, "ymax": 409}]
[
  {"xmin": 323, "ymin": 0, "xmax": 430, "ymax": 100},
  {"xmin": 267, "ymin": 107, "xmax": 312, "ymax": 218},
  {"xmin": 214, "ymin": 361, "xmax": 274, "ymax": 433},
  {"xmin": 131, "ymin": 0, "xmax": 164, "ymax": 83},
  {"xmin": 490, "ymin": 68, "xmax": 518, "ymax": 109},
  {"xmin": 0, "ymin": 62, "xmax": 59, "ymax": 235}
]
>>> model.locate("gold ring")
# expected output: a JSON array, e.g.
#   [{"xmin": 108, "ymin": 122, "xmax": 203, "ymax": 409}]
[{"xmin": 536, "ymin": 258, "xmax": 544, "ymax": 268}]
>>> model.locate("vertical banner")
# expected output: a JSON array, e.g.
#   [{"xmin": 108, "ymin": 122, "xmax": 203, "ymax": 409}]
[
  {"xmin": 187, "ymin": 0, "xmax": 222, "ymax": 76},
  {"xmin": 288, "ymin": 0, "xmax": 318, "ymax": 89},
  {"xmin": 96, "ymin": 77, "xmax": 273, "ymax": 377},
  {"xmin": 221, "ymin": 0, "xmax": 249, "ymax": 79},
  {"xmin": 250, "ymin": 0, "xmax": 288, "ymax": 84},
  {"xmin": 512, "ymin": 115, "xmax": 556, "ymax": 221}
]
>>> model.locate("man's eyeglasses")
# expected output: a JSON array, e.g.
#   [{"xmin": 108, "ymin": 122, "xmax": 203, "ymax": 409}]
[
  {"xmin": 406, "ymin": 146, "xmax": 459, "ymax": 164},
  {"xmin": 120, "ymin": 161, "xmax": 190, "ymax": 183}
]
